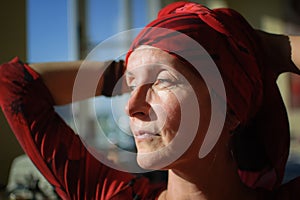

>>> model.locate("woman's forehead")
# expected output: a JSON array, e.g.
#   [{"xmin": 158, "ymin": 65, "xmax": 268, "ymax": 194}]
[
  {"xmin": 126, "ymin": 45, "xmax": 201, "ymax": 82},
  {"xmin": 127, "ymin": 46, "xmax": 176, "ymax": 69}
]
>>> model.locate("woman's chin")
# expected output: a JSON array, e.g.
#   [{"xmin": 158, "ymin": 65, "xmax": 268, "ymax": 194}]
[
  {"xmin": 136, "ymin": 150, "xmax": 173, "ymax": 170},
  {"xmin": 137, "ymin": 153, "xmax": 163, "ymax": 170}
]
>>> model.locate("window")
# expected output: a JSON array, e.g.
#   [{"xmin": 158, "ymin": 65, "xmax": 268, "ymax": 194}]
[{"xmin": 27, "ymin": 0, "xmax": 161, "ymax": 167}]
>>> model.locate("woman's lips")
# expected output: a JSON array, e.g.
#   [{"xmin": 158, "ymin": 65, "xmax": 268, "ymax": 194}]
[{"xmin": 133, "ymin": 131, "xmax": 160, "ymax": 141}]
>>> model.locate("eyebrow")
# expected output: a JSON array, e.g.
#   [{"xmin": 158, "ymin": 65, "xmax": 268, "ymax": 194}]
[{"xmin": 125, "ymin": 71, "xmax": 134, "ymax": 77}]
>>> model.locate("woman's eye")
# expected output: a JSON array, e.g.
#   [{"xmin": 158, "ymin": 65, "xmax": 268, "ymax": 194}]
[
  {"xmin": 158, "ymin": 78, "xmax": 171, "ymax": 84},
  {"xmin": 154, "ymin": 78, "xmax": 174, "ymax": 89},
  {"xmin": 129, "ymin": 85, "xmax": 137, "ymax": 91}
]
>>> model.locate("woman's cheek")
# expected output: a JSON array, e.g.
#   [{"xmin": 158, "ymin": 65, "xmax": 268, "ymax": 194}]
[{"xmin": 156, "ymin": 91, "xmax": 182, "ymax": 136}]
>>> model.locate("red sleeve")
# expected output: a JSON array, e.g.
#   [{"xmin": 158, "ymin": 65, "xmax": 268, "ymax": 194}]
[
  {"xmin": 272, "ymin": 177, "xmax": 300, "ymax": 200},
  {"xmin": 0, "ymin": 57, "xmax": 166, "ymax": 200}
]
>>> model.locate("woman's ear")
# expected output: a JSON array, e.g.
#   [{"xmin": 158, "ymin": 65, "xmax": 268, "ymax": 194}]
[{"xmin": 224, "ymin": 110, "xmax": 240, "ymax": 134}]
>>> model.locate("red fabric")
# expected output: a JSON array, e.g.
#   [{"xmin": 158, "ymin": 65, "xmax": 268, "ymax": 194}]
[
  {"xmin": 0, "ymin": 57, "xmax": 166, "ymax": 200},
  {"xmin": 125, "ymin": 1, "xmax": 297, "ymax": 190},
  {"xmin": 126, "ymin": 2, "xmax": 263, "ymax": 125}
]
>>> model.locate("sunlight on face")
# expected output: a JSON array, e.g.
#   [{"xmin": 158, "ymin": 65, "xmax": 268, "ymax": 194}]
[{"xmin": 125, "ymin": 46, "xmax": 210, "ymax": 169}]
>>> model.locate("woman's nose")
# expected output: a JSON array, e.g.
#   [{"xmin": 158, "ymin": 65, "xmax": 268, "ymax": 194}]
[{"xmin": 125, "ymin": 84, "xmax": 152, "ymax": 120}]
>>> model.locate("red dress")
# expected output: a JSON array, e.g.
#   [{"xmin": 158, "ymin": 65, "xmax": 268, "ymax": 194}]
[
  {"xmin": 0, "ymin": 57, "xmax": 166, "ymax": 200},
  {"xmin": 2, "ymin": 58, "xmax": 300, "ymax": 200}
]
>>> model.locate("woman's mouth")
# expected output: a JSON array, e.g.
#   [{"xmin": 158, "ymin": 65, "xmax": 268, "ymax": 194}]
[{"xmin": 133, "ymin": 131, "xmax": 160, "ymax": 141}]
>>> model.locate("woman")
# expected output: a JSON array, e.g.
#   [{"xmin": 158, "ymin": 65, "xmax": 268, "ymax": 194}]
[{"xmin": 1, "ymin": 1, "xmax": 300, "ymax": 199}]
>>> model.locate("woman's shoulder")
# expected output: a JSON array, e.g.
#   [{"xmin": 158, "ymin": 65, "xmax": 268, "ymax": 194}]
[{"xmin": 273, "ymin": 177, "xmax": 300, "ymax": 200}]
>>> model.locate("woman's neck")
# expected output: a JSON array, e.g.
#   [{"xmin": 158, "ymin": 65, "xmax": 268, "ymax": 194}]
[{"xmin": 159, "ymin": 151, "xmax": 262, "ymax": 200}]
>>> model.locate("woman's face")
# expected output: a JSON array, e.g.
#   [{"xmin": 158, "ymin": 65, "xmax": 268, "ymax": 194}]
[{"xmin": 125, "ymin": 46, "xmax": 211, "ymax": 169}]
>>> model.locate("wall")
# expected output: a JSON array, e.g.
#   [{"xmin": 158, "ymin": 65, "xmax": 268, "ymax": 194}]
[{"xmin": 0, "ymin": 1, "xmax": 26, "ymax": 185}]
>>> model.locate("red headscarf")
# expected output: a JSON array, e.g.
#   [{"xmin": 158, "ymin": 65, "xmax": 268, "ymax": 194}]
[{"xmin": 125, "ymin": 1, "xmax": 293, "ymax": 190}]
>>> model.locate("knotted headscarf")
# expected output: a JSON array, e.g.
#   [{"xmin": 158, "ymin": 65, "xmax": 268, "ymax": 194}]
[{"xmin": 125, "ymin": 1, "xmax": 292, "ymax": 190}]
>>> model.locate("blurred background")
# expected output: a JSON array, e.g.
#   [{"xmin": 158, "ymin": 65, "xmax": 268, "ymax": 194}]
[{"xmin": 1, "ymin": 0, "xmax": 300, "ymax": 199}]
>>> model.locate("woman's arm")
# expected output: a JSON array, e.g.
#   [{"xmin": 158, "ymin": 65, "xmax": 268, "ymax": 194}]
[
  {"xmin": 0, "ymin": 58, "xmax": 164, "ymax": 199},
  {"xmin": 289, "ymin": 35, "xmax": 300, "ymax": 70},
  {"xmin": 30, "ymin": 60, "xmax": 125, "ymax": 105},
  {"xmin": 0, "ymin": 58, "xmax": 136, "ymax": 199},
  {"xmin": 30, "ymin": 61, "xmax": 91, "ymax": 105}
]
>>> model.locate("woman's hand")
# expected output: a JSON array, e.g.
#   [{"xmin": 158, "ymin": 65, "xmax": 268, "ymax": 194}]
[
  {"xmin": 256, "ymin": 30, "xmax": 300, "ymax": 77},
  {"xmin": 101, "ymin": 60, "xmax": 130, "ymax": 96}
]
